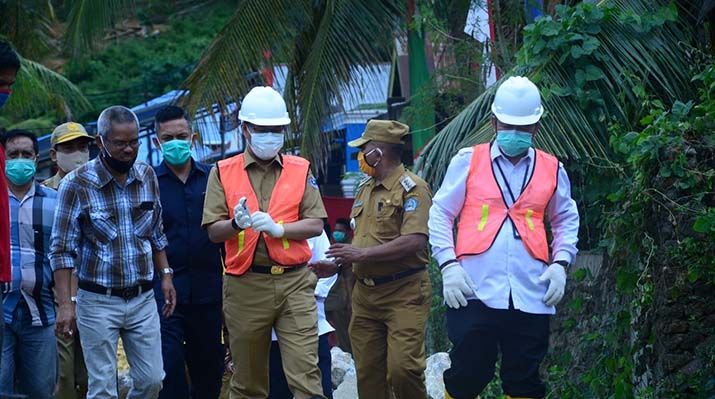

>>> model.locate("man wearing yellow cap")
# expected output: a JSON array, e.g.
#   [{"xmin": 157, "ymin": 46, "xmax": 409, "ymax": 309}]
[
  {"xmin": 42, "ymin": 122, "xmax": 93, "ymax": 191},
  {"xmin": 326, "ymin": 119, "xmax": 433, "ymax": 399},
  {"xmin": 42, "ymin": 121, "xmax": 93, "ymax": 399}
]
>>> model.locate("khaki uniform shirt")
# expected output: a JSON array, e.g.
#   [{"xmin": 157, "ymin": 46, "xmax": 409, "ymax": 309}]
[
  {"xmin": 350, "ymin": 164, "xmax": 431, "ymax": 278},
  {"xmin": 201, "ymin": 151, "xmax": 327, "ymax": 267},
  {"xmin": 41, "ymin": 173, "xmax": 62, "ymax": 190}
]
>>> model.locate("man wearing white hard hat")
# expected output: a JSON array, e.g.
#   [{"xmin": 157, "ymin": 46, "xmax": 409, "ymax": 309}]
[
  {"xmin": 428, "ymin": 76, "xmax": 580, "ymax": 399},
  {"xmin": 202, "ymin": 86, "xmax": 328, "ymax": 399}
]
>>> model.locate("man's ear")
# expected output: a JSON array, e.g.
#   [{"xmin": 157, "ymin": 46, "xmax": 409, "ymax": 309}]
[
  {"xmin": 152, "ymin": 136, "xmax": 162, "ymax": 150},
  {"xmin": 50, "ymin": 148, "xmax": 57, "ymax": 162}
]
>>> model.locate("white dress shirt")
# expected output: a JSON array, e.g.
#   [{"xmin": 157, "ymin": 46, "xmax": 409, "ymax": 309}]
[
  {"xmin": 272, "ymin": 231, "xmax": 337, "ymax": 340},
  {"xmin": 429, "ymin": 144, "xmax": 579, "ymax": 314}
]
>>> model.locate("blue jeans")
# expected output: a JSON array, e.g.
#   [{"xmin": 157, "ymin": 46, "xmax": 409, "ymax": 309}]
[
  {"xmin": 0, "ymin": 298, "xmax": 58, "ymax": 399},
  {"xmin": 76, "ymin": 288, "xmax": 164, "ymax": 399}
]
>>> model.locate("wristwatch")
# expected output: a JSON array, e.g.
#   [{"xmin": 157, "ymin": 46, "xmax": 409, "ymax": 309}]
[
  {"xmin": 70, "ymin": 296, "xmax": 77, "ymax": 303},
  {"xmin": 231, "ymin": 218, "xmax": 241, "ymax": 231},
  {"xmin": 160, "ymin": 267, "xmax": 174, "ymax": 276}
]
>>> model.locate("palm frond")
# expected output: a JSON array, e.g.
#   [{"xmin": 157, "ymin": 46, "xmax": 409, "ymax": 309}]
[
  {"xmin": 3, "ymin": 57, "xmax": 92, "ymax": 120},
  {"xmin": 181, "ymin": 0, "xmax": 305, "ymax": 114},
  {"xmin": 0, "ymin": 1, "xmax": 57, "ymax": 58},
  {"xmin": 416, "ymin": 0, "xmax": 696, "ymax": 187},
  {"xmin": 293, "ymin": 0, "xmax": 401, "ymax": 171},
  {"xmin": 63, "ymin": 0, "xmax": 135, "ymax": 55},
  {"xmin": 182, "ymin": 0, "xmax": 401, "ymax": 171}
]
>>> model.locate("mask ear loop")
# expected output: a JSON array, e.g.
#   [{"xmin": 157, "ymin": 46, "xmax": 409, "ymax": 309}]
[{"xmin": 364, "ymin": 147, "xmax": 383, "ymax": 168}]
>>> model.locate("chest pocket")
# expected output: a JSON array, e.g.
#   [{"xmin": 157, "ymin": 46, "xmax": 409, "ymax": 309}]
[
  {"xmin": 131, "ymin": 201, "xmax": 156, "ymax": 238},
  {"xmin": 87, "ymin": 208, "xmax": 118, "ymax": 243},
  {"xmin": 374, "ymin": 196, "xmax": 402, "ymax": 237}
]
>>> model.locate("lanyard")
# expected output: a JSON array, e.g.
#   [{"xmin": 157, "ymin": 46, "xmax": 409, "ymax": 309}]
[{"xmin": 495, "ymin": 158, "xmax": 530, "ymax": 206}]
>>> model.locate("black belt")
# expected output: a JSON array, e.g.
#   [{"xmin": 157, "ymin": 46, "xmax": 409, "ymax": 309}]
[
  {"xmin": 358, "ymin": 267, "xmax": 426, "ymax": 287},
  {"xmin": 78, "ymin": 280, "xmax": 154, "ymax": 300},
  {"xmin": 249, "ymin": 264, "xmax": 306, "ymax": 275}
]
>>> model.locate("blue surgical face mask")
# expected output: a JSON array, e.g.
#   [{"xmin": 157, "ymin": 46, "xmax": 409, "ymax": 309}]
[
  {"xmin": 5, "ymin": 158, "xmax": 36, "ymax": 185},
  {"xmin": 161, "ymin": 139, "xmax": 192, "ymax": 166},
  {"xmin": 332, "ymin": 231, "xmax": 347, "ymax": 243},
  {"xmin": 496, "ymin": 130, "xmax": 533, "ymax": 157}
]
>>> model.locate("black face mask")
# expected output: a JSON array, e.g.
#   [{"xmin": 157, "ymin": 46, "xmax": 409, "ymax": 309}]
[{"xmin": 100, "ymin": 138, "xmax": 135, "ymax": 174}]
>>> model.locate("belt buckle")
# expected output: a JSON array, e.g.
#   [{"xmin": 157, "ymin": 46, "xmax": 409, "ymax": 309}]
[
  {"xmin": 363, "ymin": 278, "xmax": 375, "ymax": 287},
  {"xmin": 270, "ymin": 266, "xmax": 285, "ymax": 275},
  {"xmin": 121, "ymin": 287, "xmax": 135, "ymax": 300}
]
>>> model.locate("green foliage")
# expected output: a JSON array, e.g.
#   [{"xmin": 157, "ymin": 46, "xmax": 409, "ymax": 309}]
[
  {"xmin": 64, "ymin": 2, "xmax": 234, "ymax": 121},
  {"xmin": 545, "ymin": 59, "xmax": 715, "ymax": 398},
  {"xmin": 5, "ymin": 116, "xmax": 56, "ymax": 134}
]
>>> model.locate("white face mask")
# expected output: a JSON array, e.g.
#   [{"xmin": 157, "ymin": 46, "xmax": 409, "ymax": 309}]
[
  {"xmin": 249, "ymin": 132, "xmax": 284, "ymax": 160},
  {"xmin": 56, "ymin": 150, "xmax": 90, "ymax": 173}
]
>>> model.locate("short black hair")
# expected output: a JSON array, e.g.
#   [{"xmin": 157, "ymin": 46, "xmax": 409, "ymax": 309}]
[
  {"xmin": 335, "ymin": 218, "xmax": 351, "ymax": 231},
  {"xmin": 3, "ymin": 129, "xmax": 38, "ymax": 154},
  {"xmin": 0, "ymin": 42, "xmax": 21, "ymax": 71},
  {"xmin": 155, "ymin": 105, "xmax": 192, "ymax": 132}
]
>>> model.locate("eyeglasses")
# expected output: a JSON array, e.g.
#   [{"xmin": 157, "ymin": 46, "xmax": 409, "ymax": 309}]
[{"xmin": 107, "ymin": 139, "xmax": 140, "ymax": 149}]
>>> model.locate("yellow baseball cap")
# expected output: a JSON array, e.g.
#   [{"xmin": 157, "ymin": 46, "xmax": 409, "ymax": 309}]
[
  {"xmin": 347, "ymin": 120, "xmax": 410, "ymax": 148},
  {"xmin": 51, "ymin": 122, "xmax": 93, "ymax": 146}
]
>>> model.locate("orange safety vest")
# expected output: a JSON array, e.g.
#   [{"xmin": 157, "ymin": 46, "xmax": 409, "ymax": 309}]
[
  {"xmin": 455, "ymin": 143, "xmax": 558, "ymax": 263},
  {"xmin": 217, "ymin": 154, "xmax": 312, "ymax": 276}
]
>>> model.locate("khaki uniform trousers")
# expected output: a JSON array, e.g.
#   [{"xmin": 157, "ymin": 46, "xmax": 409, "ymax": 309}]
[
  {"xmin": 54, "ymin": 290, "xmax": 88, "ymax": 399},
  {"xmin": 350, "ymin": 270, "xmax": 432, "ymax": 399},
  {"xmin": 223, "ymin": 266, "xmax": 325, "ymax": 399}
]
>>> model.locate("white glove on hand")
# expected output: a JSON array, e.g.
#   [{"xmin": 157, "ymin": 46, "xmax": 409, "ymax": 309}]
[
  {"xmin": 233, "ymin": 197, "xmax": 253, "ymax": 229},
  {"xmin": 250, "ymin": 211, "xmax": 285, "ymax": 238},
  {"xmin": 539, "ymin": 263, "xmax": 567, "ymax": 307},
  {"xmin": 441, "ymin": 262, "xmax": 476, "ymax": 309}
]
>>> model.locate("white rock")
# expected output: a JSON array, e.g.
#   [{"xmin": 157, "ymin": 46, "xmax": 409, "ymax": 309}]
[
  {"xmin": 331, "ymin": 346, "xmax": 356, "ymax": 389},
  {"xmin": 333, "ymin": 368, "xmax": 358, "ymax": 399},
  {"xmin": 425, "ymin": 352, "xmax": 451, "ymax": 399}
]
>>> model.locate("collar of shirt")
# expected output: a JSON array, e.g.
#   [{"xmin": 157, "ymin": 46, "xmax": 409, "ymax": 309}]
[
  {"xmin": 374, "ymin": 164, "xmax": 406, "ymax": 190},
  {"xmin": 8, "ymin": 180, "xmax": 45, "ymax": 203},
  {"xmin": 155, "ymin": 158, "xmax": 210, "ymax": 180},
  {"xmin": 242, "ymin": 149, "xmax": 283, "ymax": 169},
  {"xmin": 89, "ymin": 157, "xmax": 148, "ymax": 188},
  {"xmin": 489, "ymin": 141, "xmax": 535, "ymax": 165}
]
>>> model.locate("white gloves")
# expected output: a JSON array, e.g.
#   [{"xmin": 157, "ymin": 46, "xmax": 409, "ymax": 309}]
[
  {"xmin": 233, "ymin": 197, "xmax": 253, "ymax": 229},
  {"xmin": 251, "ymin": 211, "xmax": 285, "ymax": 238},
  {"xmin": 539, "ymin": 263, "xmax": 567, "ymax": 307},
  {"xmin": 441, "ymin": 262, "xmax": 476, "ymax": 309}
]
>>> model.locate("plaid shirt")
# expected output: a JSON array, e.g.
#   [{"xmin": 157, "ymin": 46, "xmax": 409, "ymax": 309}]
[
  {"xmin": 49, "ymin": 158, "xmax": 168, "ymax": 288},
  {"xmin": 4, "ymin": 182, "xmax": 57, "ymax": 326}
]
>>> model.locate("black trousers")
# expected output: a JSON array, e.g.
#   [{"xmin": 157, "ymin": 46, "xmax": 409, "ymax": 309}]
[
  {"xmin": 443, "ymin": 299, "xmax": 550, "ymax": 399},
  {"xmin": 156, "ymin": 302, "xmax": 225, "ymax": 399}
]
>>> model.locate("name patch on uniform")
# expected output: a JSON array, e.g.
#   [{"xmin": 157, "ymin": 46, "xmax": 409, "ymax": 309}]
[
  {"xmin": 308, "ymin": 176, "xmax": 319, "ymax": 189},
  {"xmin": 404, "ymin": 197, "xmax": 418, "ymax": 212},
  {"xmin": 400, "ymin": 175, "xmax": 417, "ymax": 192}
]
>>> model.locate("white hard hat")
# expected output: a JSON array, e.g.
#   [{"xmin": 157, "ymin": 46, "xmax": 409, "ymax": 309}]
[
  {"xmin": 238, "ymin": 86, "xmax": 291, "ymax": 126},
  {"xmin": 491, "ymin": 76, "xmax": 543, "ymax": 125}
]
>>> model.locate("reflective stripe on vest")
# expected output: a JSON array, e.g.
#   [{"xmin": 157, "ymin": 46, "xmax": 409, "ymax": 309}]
[
  {"xmin": 218, "ymin": 154, "xmax": 312, "ymax": 275},
  {"xmin": 455, "ymin": 143, "xmax": 558, "ymax": 263}
]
